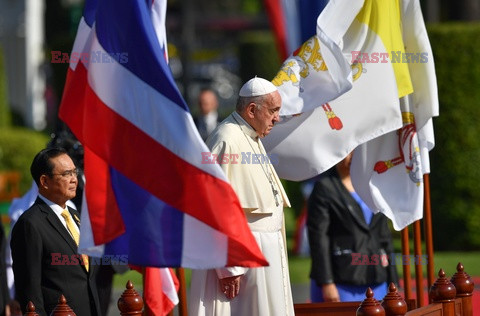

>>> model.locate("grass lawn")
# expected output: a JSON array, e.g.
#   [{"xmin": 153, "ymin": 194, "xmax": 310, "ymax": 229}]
[
  {"xmin": 114, "ymin": 250, "xmax": 480, "ymax": 290},
  {"xmin": 113, "ymin": 269, "xmax": 143, "ymax": 291},
  {"xmin": 108, "ymin": 207, "xmax": 480, "ymax": 290},
  {"xmin": 3, "ymin": 203, "xmax": 477, "ymax": 291},
  {"xmin": 112, "ymin": 207, "xmax": 480, "ymax": 290},
  {"xmin": 287, "ymin": 250, "xmax": 480, "ymax": 285}
]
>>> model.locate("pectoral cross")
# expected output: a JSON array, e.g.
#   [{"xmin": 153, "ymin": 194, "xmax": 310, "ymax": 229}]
[{"xmin": 271, "ymin": 184, "xmax": 280, "ymax": 207}]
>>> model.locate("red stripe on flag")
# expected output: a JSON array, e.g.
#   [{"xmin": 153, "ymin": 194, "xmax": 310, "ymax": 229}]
[
  {"xmin": 59, "ymin": 63, "xmax": 268, "ymax": 267},
  {"xmin": 60, "ymin": 67, "xmax": 88, "ymax": 137},
  {"xmin": 129, "ymin": 266, "xmax": 179, "ymax": 316},
  {"xmin": 264, "ymin": 0, "xmax": 288, "ymax": 60},
  {"xmin": 144, "ymin": 267, "xmax": 179, "ymax": 316},
  {"xmin": 84, "ymin": 147, "xmax": 125, "ymax": 244}
]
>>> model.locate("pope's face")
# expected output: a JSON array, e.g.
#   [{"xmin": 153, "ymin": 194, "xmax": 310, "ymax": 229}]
[{"xmin": 251, "ymin": 91, "xmax": 281, "ymax": 138}]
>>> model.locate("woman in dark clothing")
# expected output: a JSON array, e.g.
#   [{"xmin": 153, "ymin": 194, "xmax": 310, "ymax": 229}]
[{"xmin": 307, "ymin": 153, "xmax": 398, "ymax": 302}]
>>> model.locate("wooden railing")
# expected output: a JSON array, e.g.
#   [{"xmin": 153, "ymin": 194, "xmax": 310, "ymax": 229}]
[
  {"xmin": 22, "ymin": 262, "xmax": 474, "ymax": 316},
  {"xmin": 24, "ymin": 280, "xmax": 143, "ymax": 316},
  {"xmin": 293, "ymin": 262, "xmax": 474, "ymax": 316}
]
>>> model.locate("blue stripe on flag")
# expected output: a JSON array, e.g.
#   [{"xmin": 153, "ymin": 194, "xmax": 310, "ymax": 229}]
[
  {"xmin": 83, "ymin": 0, "xmax": 98, "ymax": 27},
  {"xmin": 299, "ymin": 0, "xmax": 328, "ymax": 42},
  {"xmin": 106, "ymin": 168, "xmax": 184, "ymax": 266},
  {"xmin": 94, "ymin": 0, "xmax": 188, "ymax": 112}
]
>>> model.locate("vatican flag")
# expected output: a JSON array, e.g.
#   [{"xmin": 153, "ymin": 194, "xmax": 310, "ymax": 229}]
[
  {"xmin": 350, "ymin": 0, "xmax": 439, "ymax": 230},
  {"xmin": 264, "ymin": 0, "xmax": 411, "ymax": 181}
]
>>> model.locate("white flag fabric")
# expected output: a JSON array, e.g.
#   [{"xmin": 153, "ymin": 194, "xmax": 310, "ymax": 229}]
[
  {"xmin": 264, "ymin": 0, "xmax": 413, "ymax": 181},
  {"xmin": 271, "ymin": 25, "xmax": 353, "ymax": 116},
  {"xmin": 350, "ymin": 0, "xmax": 439, "ymax": 230}
]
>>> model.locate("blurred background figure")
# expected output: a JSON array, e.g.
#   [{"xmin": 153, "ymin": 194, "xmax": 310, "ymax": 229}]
[
  {"xmin": 292, "ymin": 180, "xmax": 315, "ymax": 258},
  {"xmin": 306, "ymin": 152, "xmax": 398, "ymax": 302},
  {"xmin": 194, "ymin": 88, "xmax": 221, "ymax": 141}
]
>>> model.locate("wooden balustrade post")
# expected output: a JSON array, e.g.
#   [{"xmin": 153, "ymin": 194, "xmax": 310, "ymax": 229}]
[
  {"xmin": 118, "ymin": 280, "xmax": 144, "ymax": 316},
  {"xmin": 450, "ymin": 263, "xmax": 474, "ymax": 316},
  {"xmin": 381, "ymin": 283, "xmax": 407, "ymax": 316},
  {"xmin": 356, "ymin": 288, "xmax": 385, "ymax": 316},
  {"xmin": 429, "ymin": 269, "xmax": 456, "ymax": 316},
  {"xmin": 49, "ymin": 295, "xmax": 76, "ymax": 316},
  {"xmin": 24, "ymin": 301, "xmax": 39, "ymax": 316}
]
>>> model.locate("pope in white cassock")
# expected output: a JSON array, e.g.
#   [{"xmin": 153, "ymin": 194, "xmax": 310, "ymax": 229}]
[{"xmin": 189, "ymin": 77, "xmax": 295, "ymax": 316}]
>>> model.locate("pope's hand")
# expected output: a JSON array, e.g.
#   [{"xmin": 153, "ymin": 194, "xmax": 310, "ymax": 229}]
[{"xmin": 219, "ymin": 275, "xmax": 242, "ymax": 299}]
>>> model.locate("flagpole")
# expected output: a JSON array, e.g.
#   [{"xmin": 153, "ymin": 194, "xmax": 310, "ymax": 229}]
[
  {"xmin": 176, "ymin": 268, "xmax": 188, "ymax": 316},
  {"xmin": 142, "ymin": 267, "xmax": 148, "ymax": 316},
  {"xmin": 413, "ymin": 220, "xmax": 424, "ymax": 307},
  {"xmin": 423, "ymin": 174, "xmax": 435, "ymax": 291},
  {"xmin": 401, "ymin": 228, "xmax": 412, "ymax": 303}
]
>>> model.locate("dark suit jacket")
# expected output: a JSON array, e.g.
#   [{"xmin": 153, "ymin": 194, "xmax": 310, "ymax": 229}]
[
  {"xmin": 194, "ymin": 113, "xmax": 222, "ymax": 141},
  {"xmin": 307, "ymin": 169, "xmax": 398, "ymax": 287},
  {"xmin": 11, "ymin": 198, "xmax": 101, "ymax": 316}
]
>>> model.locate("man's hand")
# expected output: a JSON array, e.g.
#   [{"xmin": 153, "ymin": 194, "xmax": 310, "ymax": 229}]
[
  {"xmin": 322, "ymin": 283, "xmax": 340, "ymax": 302},
  {"xmin": 219, "ymin": 275, "xmax": 242, "ymax": 299},
  {"xmin": 6, "ymin": 299, "xmax": 22, "ymax": 316}
]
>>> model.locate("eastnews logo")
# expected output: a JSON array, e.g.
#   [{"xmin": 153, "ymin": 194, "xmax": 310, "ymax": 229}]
[
  {"xmin": 51, "ymin": 51, "xmax": 129, "ymax": 64},
  {"xmin": 351, "ymin": 50, "xmax": 429, "ymax": 64},
  {"xmin": 351, "ymin": 252, "xmax": 428, "ymax": 266},
  {"xmin": 201, "ymin": 152, "xmax": 279, "ymax": 165},
  {"xmin": 51, "ymin": 253, "xmax": 128, "ymax": 266}
]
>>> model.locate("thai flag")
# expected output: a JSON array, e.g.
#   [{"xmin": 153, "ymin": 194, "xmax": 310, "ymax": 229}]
[
  {"xmin": 263, "ymin": 0, "xmax": 329, "ymax": 60},
  {"xmin": 130, "ymin": 266, "xmax": 180, "ymax": 316},
  {"xmin": 58, "ymin": 0, "xmax": 267, "ymax": 312}
]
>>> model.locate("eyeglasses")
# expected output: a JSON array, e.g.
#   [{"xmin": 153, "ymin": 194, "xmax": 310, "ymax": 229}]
[{"xmin": 50, "ymin": 169, "xmax": 79, "ymax": 178}]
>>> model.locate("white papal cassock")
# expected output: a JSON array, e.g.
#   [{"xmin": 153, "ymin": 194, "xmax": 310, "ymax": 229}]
[{"xmin": 189, "ymin": 112, "xmax": 294, "ymax": 316}]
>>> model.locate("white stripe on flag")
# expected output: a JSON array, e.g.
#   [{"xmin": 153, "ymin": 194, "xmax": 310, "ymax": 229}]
[
  {"xmin": 79, "ymin": 183, "xmax": 105, "ymax": 257},
  {"xmin": 69, "ymin": 18, "xmax": 93, "ymax": 71},
  {"xmin": 182, "ymin": 215, "xmax": 228, "ymax": 268},
  {"xmin": 160, "ymin": 268, "xmax": 179, "ymax": 305},
  {"xmin": 85, "ymin": 29, "xmax": 226, "ymax": 181}
]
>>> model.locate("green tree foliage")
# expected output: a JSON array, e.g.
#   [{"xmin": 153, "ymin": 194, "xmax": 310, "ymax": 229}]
[
  {"xmin": 428, "ymin": 23, "xmax": 480, "ymax": 250},
  {"xmin": 0, "ymin": 46, "xmax": 11, "ymax": 128},
  {"xmin": 0, "ymin": 128, "xmax": 50, "ymax": 193},
  {"xmin": 238, "ymin": 31, "xmax": 282, "ymax": 83}
]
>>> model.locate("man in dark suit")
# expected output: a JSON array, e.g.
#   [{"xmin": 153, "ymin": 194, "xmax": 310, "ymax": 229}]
[
  {"xmin": 10, "ymin": 148, "xmax": 101, "ymax": 316},
  {"xmin": 193, "ymin": 88, "xmax": 222, "ymax": 140}
]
